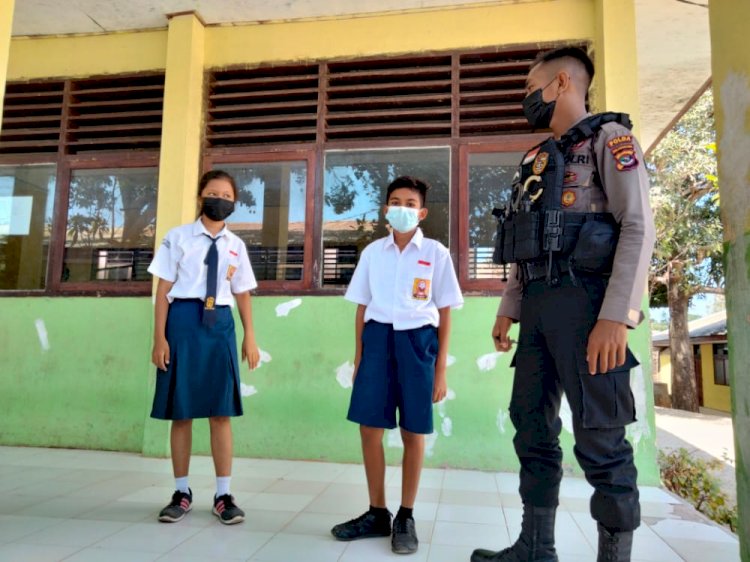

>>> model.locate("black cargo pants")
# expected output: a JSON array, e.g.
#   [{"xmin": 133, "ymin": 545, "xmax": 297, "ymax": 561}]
[{"xmin": 509, "ymin": 273, "xmax": 640, "ymax": 532}]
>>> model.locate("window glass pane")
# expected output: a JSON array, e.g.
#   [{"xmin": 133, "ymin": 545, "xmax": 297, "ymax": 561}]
[
  {"xmin": 0, "ymin": 165, "xmax": 56, "ymax": 290},
  {"xmin": 63, "ymin": 168, "xmax": 157, "ymax": 282},
  {"xmin": 468, "ymin": 152, "xmax": 521, "ymax": 279},
  {"xmin": 222, "ymin": 162, "xmax": 307, "ymax": 282},
  {"xmin": 323, "ymin": 148, "xmax": 450, "ymax": 285}
]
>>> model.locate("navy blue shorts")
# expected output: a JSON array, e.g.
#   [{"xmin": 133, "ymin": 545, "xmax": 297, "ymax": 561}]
[{"xmin": 347, "ymin": 321, "xmax": 438, "ymax": 435}]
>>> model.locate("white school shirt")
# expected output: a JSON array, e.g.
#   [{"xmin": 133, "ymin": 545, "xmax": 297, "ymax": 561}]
[
  {"xmin": 148, "ymin": 219, "xmax": 257, "ymax": 306},
  {"xmin": 345, "ymin": 228, "xmax": 464, "ymax": 330}
]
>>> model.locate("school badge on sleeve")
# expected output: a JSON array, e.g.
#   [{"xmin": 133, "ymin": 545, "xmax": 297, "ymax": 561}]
[
  {"xmin": 412, "ymin": 278, "xmax": 430, "ymax": 301},
  {"xmin": 607, "ymin": 135, "xmax": 639, "ymax": 171},
  {"xmin": 226, "ymin": 264, "xmax": 237, "ymax": 281}
]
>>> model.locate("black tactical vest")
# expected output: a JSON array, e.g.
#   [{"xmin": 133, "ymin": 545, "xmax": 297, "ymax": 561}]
[{"xmin": 492, "ymin": 112, "xmax": 631, "ymax": 275}]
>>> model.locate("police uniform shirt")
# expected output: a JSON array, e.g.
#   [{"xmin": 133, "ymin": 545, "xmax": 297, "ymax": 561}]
[
  {"xmin": 148, "ymin": 219, "xmax": 258, "ymax": 305},
  {"xmin": 498, "ymin": 117, "xmax": 655, "ymax": 328},
  {"xmin": 345, "ymin": 228, "xmax": 464, "ymax": 330}
]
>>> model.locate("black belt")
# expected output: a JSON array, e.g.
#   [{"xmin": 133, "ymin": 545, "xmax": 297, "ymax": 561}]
[{"xmin": 520, "ymin": 259, "xmax": 571, "ymax": 283}]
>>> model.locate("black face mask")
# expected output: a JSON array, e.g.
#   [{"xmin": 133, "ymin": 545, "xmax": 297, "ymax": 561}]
[
  {"xmin": 201, "ymin": 197, "xmax": 235, "ymax": 221},
  {"xmin": 522, "ymin": 79, "xmax": 557, "ymax": 129}
]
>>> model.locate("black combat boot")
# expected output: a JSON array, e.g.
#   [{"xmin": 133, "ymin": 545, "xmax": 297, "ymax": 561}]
[
  {"xmin": 597, "ymin": 523, "xmax": 633, "ymax": 562},
  {"xmin": 471, "ymin": 504, "xmax": 558, "ymax": 562}
]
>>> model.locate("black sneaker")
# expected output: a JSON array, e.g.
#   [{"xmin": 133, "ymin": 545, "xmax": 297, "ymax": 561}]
[
  {"xmin": 331, "ymin": 509, "xmax": 392, "ymax": 541},
  {"xmin": 158, "ymin": 489, "xmax": 192, "ymax": 523},
  {"xmin": 212, "ymin": 494, "xmax": 245, "ymax": 525},
  {"xmin": 391, "ymin": 516, "xmax": 418, "ymax": 554}
]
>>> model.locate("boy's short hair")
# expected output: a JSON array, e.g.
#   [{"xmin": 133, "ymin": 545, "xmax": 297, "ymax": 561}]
[
  {"xmin": 386, "ymin": 176, "xmax": 431, "ymax": 206},
  {"xmin": 531, "ymin": 46, "xmax": 595, "ymax": 86}
]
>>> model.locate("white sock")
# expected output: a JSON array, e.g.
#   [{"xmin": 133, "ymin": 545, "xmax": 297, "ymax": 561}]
[
  {"xmin": 216, "ymin": 476, "xmax": 231, "ymax": 497},
  {"xmin": 175, "ymin": 476, "xmax": 189, "ymax": 494}
]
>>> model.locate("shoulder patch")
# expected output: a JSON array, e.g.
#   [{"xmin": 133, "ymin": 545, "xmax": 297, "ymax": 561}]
[
  {"xmin": 532, "ymin": 152, "xmax": 549, "ymax": 174},
  {"xmin": 607, "ymin": 134, "xmax": 638, "ymax": 171}
]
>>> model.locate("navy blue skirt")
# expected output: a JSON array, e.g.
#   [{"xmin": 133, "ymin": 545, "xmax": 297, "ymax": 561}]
[{"xmin": 151, "ymin": 299, "xmax": 243, "ymax": 420}]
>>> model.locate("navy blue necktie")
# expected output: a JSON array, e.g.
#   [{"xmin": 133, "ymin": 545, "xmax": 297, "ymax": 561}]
[{"xmin": 203, "ymin": 235, "xmax": 218, "ymax": 327}]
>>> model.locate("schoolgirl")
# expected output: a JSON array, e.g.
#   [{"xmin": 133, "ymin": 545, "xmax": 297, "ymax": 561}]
[{"xmin": 148, "ymin": 169, "xmax": 260, "ymax": 525}]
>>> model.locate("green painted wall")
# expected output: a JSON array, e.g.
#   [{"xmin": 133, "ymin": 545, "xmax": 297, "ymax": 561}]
[{"xmin": 0, "ymin": 296, "xmax": 659, "ymax": 485}]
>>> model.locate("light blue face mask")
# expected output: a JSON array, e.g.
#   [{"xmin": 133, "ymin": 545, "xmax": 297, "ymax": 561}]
[{"xmin": 385, "ymin": 205, "xmax": 421, "ymax": 233}]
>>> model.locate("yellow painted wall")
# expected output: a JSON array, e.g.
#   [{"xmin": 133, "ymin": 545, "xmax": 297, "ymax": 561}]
[
  {"xmin": 205, "ymin": 1, "xmax": 593, "ymax": 70},
  {"xmin": 656, "ymin": 349, "xmax": 672, "ymax": 393},
  {"xmin": 699, "ymin": 343, "xmax": 732, "ymax": 413}
]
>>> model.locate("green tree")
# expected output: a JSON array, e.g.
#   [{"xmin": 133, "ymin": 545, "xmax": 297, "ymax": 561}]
[{"xmin": 648, "ymin": 90, "xmax": 724, "ymax": 412}]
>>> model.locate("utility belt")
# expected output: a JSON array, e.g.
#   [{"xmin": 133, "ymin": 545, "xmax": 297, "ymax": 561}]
[{"xmin": 494, "ymin": 210, "xmax": 620, "ymax": 285}]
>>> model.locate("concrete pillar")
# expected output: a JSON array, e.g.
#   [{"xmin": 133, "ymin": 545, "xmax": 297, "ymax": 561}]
[
  {"xmin": 709, "ymin": 3, "xmax": 750, "ymax": 558},
  {"xmin": 142, "ymin": 11, "xmax": 206, "ymax": 457},
  {"xmin": 593, "ymin": 0, "xmax": 641, "ymax": 131}
]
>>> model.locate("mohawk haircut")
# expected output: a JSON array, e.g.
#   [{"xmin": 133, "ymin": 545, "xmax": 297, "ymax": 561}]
[{"xmin": 532, "ymin": 46, "xmax": 595, "ymax": 87}]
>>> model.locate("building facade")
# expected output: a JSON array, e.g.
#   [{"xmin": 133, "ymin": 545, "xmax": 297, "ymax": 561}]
[{"xmin": 0, "ymin": 0, "xmax": 659, "ymax": 483}]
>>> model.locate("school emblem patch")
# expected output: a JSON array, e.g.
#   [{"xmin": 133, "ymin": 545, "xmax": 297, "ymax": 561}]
[
  {"xmin": 561, "ymin": 190, "xmax": 577, "ymax": 207},
  {"xmin": 226, "ymin": 264, "xmax": 237, "ymax": 281},
  {"xmin": 607, "ymin": 135, "xmax": 639, "ymax": 171},
  {"xmin": 532, "ymin": 152, "xmax": 549, "ymax": 174},
  {"xmin": 205, "ymin": 296, "xmax": 215, "ymax": 310},
  {"xmin": 412, "ymin": 278, "xmax": 430, "ymax": 301}
]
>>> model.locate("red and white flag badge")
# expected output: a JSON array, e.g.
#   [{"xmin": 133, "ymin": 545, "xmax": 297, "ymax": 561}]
[{"xmin": 417, "ymin": 260, "xmax": 431, "ymax": 266}]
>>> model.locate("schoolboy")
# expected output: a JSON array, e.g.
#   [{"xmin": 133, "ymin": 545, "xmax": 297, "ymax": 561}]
[{"xmin": 331, "ymin": 176, "xmax": 463, "ymax": 554}]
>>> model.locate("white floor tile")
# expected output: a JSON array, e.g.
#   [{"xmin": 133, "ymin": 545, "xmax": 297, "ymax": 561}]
[
  {"xmin": 431, "ymin": 521, "xmax": 509, "ymax": 548},
  {"xmin": 436, "ymin": 504, "xmax": 505, "ymax": 526},
  {"xmin": 24, "ymin": 518, "xmax": 131, "ymax": 547},
  {"xmin": 93, "ymin": 521, "xmax": 202, "ymax": 553},
  {"xmin": 443, "ymin": 470, "xmax": 498, "ymax": 493},
  {"xmin": 249, "ymin": 492, "xmax": 316, "ymax": 512},
  {"xmin": 649, "ymin": 518, "xmax": 737, "ymax": 543},
  {"xmin": 250, "ymin": 532, "xmax": 347, "ymax": 562},
  {"xmin": 662, "ymin": 537, "xmax": 740, "ymax": 562},
  {"xmin": 0, "ymin": 515, "xmax": 59, "ymax": 544},
  {"xmin": 440, "ymin": 489, "xmax": 502, "ymax": 507},
  {"xmin": 64, "ymin": 546, "xmax": 161, "ymax": 562},
  {"xmin": 166, "ymin": 527, "xmax": 274, "ymax": 560},
  {"xmin": 340, "ymin": 536, "xmax": 430, "ymax": 561},
  {"xmin": 0, "ymin": 542, "xmax": 79, "ymax": 562},
  {"xmin": 427, "ymin": 543, "xmax": 476, "ymax": 562}
]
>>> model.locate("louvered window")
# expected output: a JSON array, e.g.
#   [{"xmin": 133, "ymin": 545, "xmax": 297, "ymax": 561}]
[
  {"xmin": 459, "ymin": 50, "xmax": 536, "ymax": 136},
  {"xmin": 325, "ymin": 56, "xmax": 453, "ymax": 141},
  {"xmin": 0, "ymin": 81, "xmax": 64, "ymax": 154},
  {"xmin": 0, "ymin": 72, "xmax": 163, "ymax": 295},
  {"xmin": 205, "ymin": 47, "xmax": 543, "ymax": 149},
  {"xmin": 207, "ymin": 65, "xmax": 319, "ymax": 147},
  {"xmin": 66, "ymin": 74, "xmax": 165, "ymax": 154}
]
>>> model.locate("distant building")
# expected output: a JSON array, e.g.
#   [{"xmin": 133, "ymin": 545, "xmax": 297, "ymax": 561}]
[{"xmin": 652, "ymin": 311, "xmax": 730, "ymax": 412}]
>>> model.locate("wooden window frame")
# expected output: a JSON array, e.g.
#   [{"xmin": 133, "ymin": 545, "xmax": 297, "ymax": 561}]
[
  {"xmin": 0, "ymin": 72, "xmax": 164, "ymax": 297},
  {"xmin": 458, "ymin": 135, "xmax": 547, "ymax": 294},
  {"xmin": 203, "ymin": 149, "xmax": 318, "ymax": 294}
]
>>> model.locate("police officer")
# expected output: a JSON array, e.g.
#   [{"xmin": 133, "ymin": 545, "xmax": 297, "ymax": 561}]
[{"xmin": 471, "ymin": 47, "xmax": 655, "ymax": 562}]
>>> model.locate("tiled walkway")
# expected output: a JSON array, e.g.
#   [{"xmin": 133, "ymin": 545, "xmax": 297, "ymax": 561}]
[{"xmin": 0, "ymin": 446, "xmax": 739, "ymax": 562}]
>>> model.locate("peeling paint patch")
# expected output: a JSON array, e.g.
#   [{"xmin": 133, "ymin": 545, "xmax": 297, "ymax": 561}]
[
  {"xmin": 627, "ymin": 358, "xmax": 651, "ymax": 447},
  {"xmin": 335, "ymin": 361, "xmax": 355, "ymax": 389},
  {"xmin": 496, "ymin": 408, "xmax": 510, "ymax": 434},
  {"xmin": 254, "ymin": 349, "xmax": 272, "ymax": 369},
  {"xmin": 441, "ymin": 416, "xmax": 453, "ymax": 437},
  {"xmin": 275, "ymin": 298, "xmax": 302, "ymax": 317},
  {"xmin": 34, "ymin": 319, "xmax": 49, "ymax": 351},
  {"xmin": 240, "ymin": 383, "xmax": 258, "ymax": 397},
  {"xmin": 446, "ymin": 354, "xmax": 456, "ymax": 367},
  {"xmin": 424, "ymin": 431, "xmax": 438, "ymax": 457},
  {"xmin": 477, "ymin": 351, "xmax": 503, "ymax": 371},
  {"xmin": 559, "ymin": 393, "xmax": 573, "ymax": 434},
  {"xmin": 436, "ymin": 387, "xmax": 456, "ymax": 422}
]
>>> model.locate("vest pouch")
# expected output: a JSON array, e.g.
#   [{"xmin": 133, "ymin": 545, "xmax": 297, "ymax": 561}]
[
  {"xmin": 492, "ymin": 211, "xmax": 507, "ymax": 265},
  {"xmin": 512, "ymin": 211, "xmax": 542, "ymax": 261},
  {"xmin": 570, "ymin": 219, "xmax": 619, "ymax": 273}
]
